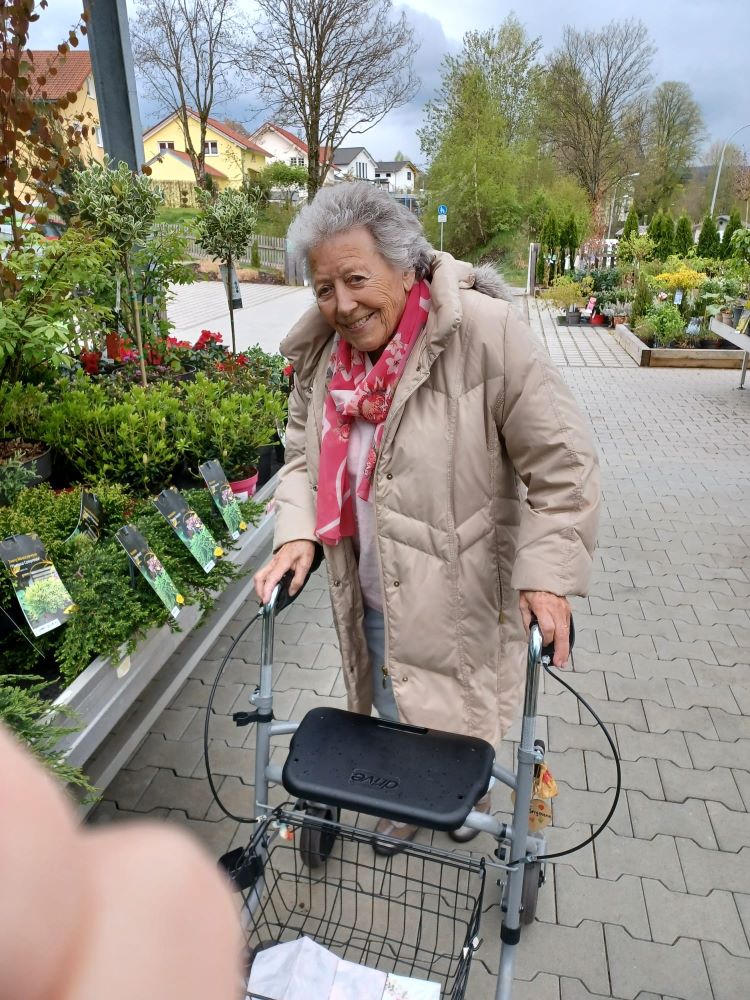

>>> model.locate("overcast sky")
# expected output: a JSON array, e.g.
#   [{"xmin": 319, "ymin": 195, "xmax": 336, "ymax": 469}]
[{"xmin": 28, "ymin": 1, "xmax": 750, "ymax": 168}]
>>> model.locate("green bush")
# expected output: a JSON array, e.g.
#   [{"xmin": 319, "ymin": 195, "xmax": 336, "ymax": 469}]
[
  {"xmin": 0, "ymin": 674, "xmax": 96, "ymax": 793},
  {"xmin": 696, "ymin": 215, "xmax": 721, "ymax": 259},
  {"xmin": 177, "ymin": 374, "xmax": 286, "ymax": 480},
  {"xmin": 42, "ymin": 377, "xmax": 185, "ymax": 494},
  {"xmin": 630, "ymin": 273, "xmax": 654, "ymax": 326},
  {"xmin": 637, "ymin": 303, "xmax": 685, "ymax": 347},
  {"xmin": 0, "ymin": 484, "xmax": 262, "ymax": 683},
  {"xmin": 674, "ymin": 215, "xmax": 694, "ymax": 257}
]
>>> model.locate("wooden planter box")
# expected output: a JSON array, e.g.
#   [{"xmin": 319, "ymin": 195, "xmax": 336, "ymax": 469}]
[
  {"xmin": 52, "ymin": 474, "xmax": 279, "ymax": 771},
  {"xmin": 611, "ymin": 322, "xmax": 745, "ymax": 369}
]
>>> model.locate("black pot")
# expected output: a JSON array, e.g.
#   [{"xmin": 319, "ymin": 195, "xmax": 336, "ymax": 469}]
[
  {"xmin": 732, "ymin": 305, "xmax": 743, "ymax": 327},
  {"xmin": 566, "ymin": 309, "xmax": 581, "ymax": 326},
  {"xmin": 1, "ymin": 441, "xmax": 53, "ymax": 486}
]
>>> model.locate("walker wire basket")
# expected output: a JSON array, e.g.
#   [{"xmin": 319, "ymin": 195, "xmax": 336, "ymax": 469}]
[{"xmin": 226, "ymin": 807, "xmax": 487, "ymax": 999}]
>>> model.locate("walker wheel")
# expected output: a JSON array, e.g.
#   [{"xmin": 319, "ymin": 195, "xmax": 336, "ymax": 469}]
[
  {"xmin": 298, "ymin": 802, "xmax": 340, "ymax": 869},
  {"xmin": 521, "ymin": 861, "xmax": 543, "ymax": 924}
]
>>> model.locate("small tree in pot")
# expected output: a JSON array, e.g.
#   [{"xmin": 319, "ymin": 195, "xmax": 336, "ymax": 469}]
[
  {"xmin": 75, "ymin": 160, "xmax": 164, "ymax": 388},
  {"xmin": 195, "ymin": 188, "xmax": 257, "ymax": 355}
]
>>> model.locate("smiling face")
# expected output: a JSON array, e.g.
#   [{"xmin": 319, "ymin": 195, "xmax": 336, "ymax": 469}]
[{"xmin": 309, "ymin": 227, "xmax": 416, "ymax": 355}]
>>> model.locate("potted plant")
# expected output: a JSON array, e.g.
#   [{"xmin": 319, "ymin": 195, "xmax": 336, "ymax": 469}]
[
  {"xmin": 636, "ymin": 303, "xmax": 685, "ymax": 348},
  {"xmin": 178, "ymin": 375, "xmax": 286, "ymax": 499},
  {"xmin": 541, "ymin": 274, "xmax": 594, "ymax": 325},
  {"xmin": 0, "ymin": 383, "xmax": 52, "ymax": 487}
]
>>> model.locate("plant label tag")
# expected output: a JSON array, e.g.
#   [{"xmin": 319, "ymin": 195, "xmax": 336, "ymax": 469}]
[
  {"xmin": 219, "ymin": 264, "xmax": 243, "ymax": 309},
  {"xmin": 153, "ymin": 488, "xmax": 222, "ymax": 573},
  {"xmin": 116, "ymin": 654, "xmax": 131, "ymax": 679},
  {"xmin": 115, "ymin": 525, "xmax": 184, "ymax": 620},
  {"xmin": 199, "ymin": 460, "xmax": 247, "ymax": 540},
  {"xmin": 66, "ymin": 490, "xmax": 103, "ymax": 543},
  {"xmin": 0, "ymin": 533, "xmax": 75, "ymax": 637}
]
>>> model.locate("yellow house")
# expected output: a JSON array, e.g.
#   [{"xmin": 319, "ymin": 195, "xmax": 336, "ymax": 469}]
[
  {"xmin": 143, "ymin": 109, "xmax": 271, "ymax": 202},
  {"xmin": 29, "ymin": 50, "xmax": 105, "ymax": 165}
]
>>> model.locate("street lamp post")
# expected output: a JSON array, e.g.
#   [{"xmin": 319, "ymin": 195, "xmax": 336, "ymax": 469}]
[
  {"xmin": 607, "ymin": 172, "xmax": 640, "ymax": 240},
  {"xmin": 709, "ymin": 123, "xmax": 750, "ymax": 219}
]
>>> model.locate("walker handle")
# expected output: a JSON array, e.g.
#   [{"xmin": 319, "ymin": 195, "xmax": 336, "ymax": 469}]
[
  {"xmin": 530, "ymin": 613, "xmax": 575, "ymax": 663},
  {"xmin": 272, "ymin": 545, "xmax": 325, "ymax": 614}
]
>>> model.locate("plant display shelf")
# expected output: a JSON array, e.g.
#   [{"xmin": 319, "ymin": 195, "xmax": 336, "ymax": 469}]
[
  {"xmin": 611, "ymin": 322, "xmax": 746, "ymax": 369},
  {"xmin": 52, "ymin": 475, "xmax": 279, "ymax": 781}
]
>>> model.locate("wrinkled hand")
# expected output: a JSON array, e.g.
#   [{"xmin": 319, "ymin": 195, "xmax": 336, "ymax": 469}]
[
  {"xmin": 253, "ymin": 539, "xmax": 317, "ymax": 606},
  {"xmin": 519, "ymin": 591, "xmax": 572, "ymax": 668}
]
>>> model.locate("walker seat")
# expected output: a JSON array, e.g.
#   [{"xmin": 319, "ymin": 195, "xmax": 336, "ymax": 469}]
[{"xmin": 282, "ymin": 707, "xmax": 495, "ymax": 830}]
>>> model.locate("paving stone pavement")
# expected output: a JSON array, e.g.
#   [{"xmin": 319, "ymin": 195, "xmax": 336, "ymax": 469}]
[{"xmin": 89, "ymin": 314, "xmax": 750, "ymax": 997}]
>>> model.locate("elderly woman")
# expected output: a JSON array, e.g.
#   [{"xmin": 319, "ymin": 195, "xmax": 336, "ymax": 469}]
[{"xmin": 254, "ymin": 183, "xmax": 599, "ymax": 854}]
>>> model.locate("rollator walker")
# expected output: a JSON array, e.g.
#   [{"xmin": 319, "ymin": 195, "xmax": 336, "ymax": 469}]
[{"xmin": 214, "ymin": 570, "xmax": 612, "ymax": 1000}]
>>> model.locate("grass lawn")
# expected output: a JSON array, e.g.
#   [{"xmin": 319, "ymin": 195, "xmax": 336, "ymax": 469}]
[{"xmin": 155, "ymin": 206, "xmax": 200, "ymax": 227}]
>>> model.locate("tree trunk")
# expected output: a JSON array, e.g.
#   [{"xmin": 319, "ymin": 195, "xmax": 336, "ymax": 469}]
[
  {"xmin": 226, "ymin": 252, "xmax": 236, "ymax": 355},
  {"xmin": 124, "ymin": 257, "xmax": 149, "ymax": 388},
  {"xmin": 472, "ymin": 156, "xmax": 485, "ymax": 244}
]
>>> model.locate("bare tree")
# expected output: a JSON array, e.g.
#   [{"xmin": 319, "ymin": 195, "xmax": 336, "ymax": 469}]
[
  {"xmin": 247, "ymin": 0, "xmax": 418, "ymax": 197},
  {"xmin": 735, "ymin": 155, "xmax": 750, "ymax": 225},
  {"xmin": 542, "ymin": 19, "xmax": 655, "ymax": 208},
  {"xmin": 635, "ymin": 81, "xmax": 704, "ymax": 214},
  {"xmin": 132, "ymin": 0, "xmax": 248, "ymax": 185}
]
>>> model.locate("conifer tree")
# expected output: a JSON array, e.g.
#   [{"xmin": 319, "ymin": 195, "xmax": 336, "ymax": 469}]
[
  {"xmin": 674, "ymin": 214, "xmax": 694, "ymax": 257},
  {"xmin": 696, "ymin": 214, "xmax": 721, "ymax": 258},
  {"xmin": 721, "ymin": 210, "xmax": 742, "ymax": 259},
  {"xmin": 622, "ymin": 204, "xmax": 639, "ymax": 240},
  {"xmin": 655, "ymin": 212, "xmax": 674, "ymax": 260}
]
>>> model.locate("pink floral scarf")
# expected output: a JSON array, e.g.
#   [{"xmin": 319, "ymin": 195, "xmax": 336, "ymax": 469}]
[{"xmin": 315, "ymin": 279, "xmax": 431, "ymax": 545}]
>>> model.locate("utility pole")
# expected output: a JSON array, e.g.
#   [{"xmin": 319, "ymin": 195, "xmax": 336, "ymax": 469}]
[
  {"xmin": 85, "ymin": 0, "xmax": 144, "ymax": 171},
  {"xmin": 710, "ymin": 124, "xmax": 750, "ymax": 218}
]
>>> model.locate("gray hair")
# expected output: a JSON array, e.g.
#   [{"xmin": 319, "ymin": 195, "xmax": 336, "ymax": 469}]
[{"xmin": 288, "ymin": 182, "xmax": 435, "ymax": 279}]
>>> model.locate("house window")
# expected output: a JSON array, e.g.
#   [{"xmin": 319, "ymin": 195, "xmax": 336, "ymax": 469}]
[
  {"xmin": 204, "ymin": 141, "xmax": 218, "ymax": 156},
  {"xmin": 386, "ymin": 172, "xmax": 391, "ymax": 178},
  {"xmin": 95, "ymin": 126, "xmax": 104, "ymax": 148},
  {"xmin": 86, "ymin": 75, "xmax": 95, "ymax": 99},
  {"xmin": 406, "ymin": 170, "xmax": 412, "ymax": 181},
  {"xmin": 290, "ymin": 156, "xmax": 304, "ymax": 167},
  {"xmin": 159, "ymin": 141, "xmax": 175, "ymax": 152},
  {"xmin": 356, "ymin": 161, "xmax": 368, "ymax": 179}
]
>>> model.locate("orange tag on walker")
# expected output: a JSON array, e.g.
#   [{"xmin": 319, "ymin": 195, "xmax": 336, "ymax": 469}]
[
  {"xmin": 512, "ymin": 763, "xmax": 559, "ymax": 832},
  {"xmin": 534, "ymin": 763, "xmax": 558, "ymax": 800}
]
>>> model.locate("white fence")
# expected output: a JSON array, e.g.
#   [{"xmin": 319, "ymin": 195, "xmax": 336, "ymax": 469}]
[{"xmin": 155, "ymin": 224, "xmax": 286, "ymax": 271}]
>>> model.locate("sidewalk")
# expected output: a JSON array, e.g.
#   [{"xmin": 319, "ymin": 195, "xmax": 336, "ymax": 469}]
[
  {"xmin": 167, "ymin": 279, "xmax": 314, "ymax": 354},
  {"xmin": 89, "ymin": 313, "xmax": 750, "ymax": 999}
]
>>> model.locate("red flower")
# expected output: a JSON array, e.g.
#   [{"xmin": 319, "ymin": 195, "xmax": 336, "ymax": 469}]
[
  {"xmin": 80, "ymin": 349, "xmax": 101, "ymax": 375},
  {"xmin": 215, "ymin": 361, "xmax": 226, "ymax": 371},
  {"xmin": 283, "ymin": 363, "xmax": 294, "ymax": 377},
  {"xmin": 235, "ymin": 353, "xmax": 248, "ymax": 366}
]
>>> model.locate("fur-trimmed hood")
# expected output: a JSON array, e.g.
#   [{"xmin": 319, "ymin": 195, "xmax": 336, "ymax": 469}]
[{"xmin": 281, "ymin": 253, "xmax": 514, "ymax": 383}]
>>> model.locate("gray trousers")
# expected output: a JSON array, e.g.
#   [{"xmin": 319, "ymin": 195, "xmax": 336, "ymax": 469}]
[{"xmin": 363, "ymin": 606, "xmax": 399, "ymax": 722}]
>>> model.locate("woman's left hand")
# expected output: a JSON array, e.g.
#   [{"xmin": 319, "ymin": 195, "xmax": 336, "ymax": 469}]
[{"xmin": 519, "ymin": 591, "xmax": 572, "ymax": 667}]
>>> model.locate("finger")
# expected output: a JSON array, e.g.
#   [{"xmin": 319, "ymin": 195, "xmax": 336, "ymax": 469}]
[
  {"xmin": 519, "ymin": 596, "xmax": 532, "ymax": 633},
  {"xmin": 552, "ymin": 616, "xmax": 571, "ymax": 668},
  {"xmin": 289, "ymin": 552, "xmax": 313, "ymax": 596},
  {"xmin": 537, "ymin": 609, "xmax": 556, "ymax": 649}
]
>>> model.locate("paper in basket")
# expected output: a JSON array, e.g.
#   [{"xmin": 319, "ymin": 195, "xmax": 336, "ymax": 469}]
[{"xmin": 247, "ymin": 937, "xmax": 439, "ymax": 999}]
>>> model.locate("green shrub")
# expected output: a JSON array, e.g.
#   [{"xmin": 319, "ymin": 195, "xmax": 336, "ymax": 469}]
[
  {"xmin": 696, "ymin": 215, "xmax": 721, "ymax": 259},
  {"xmin": 637, "ymin": 303, "xmax": 685, "ymax": 347},
  {"xmin": 674, "ymin": 215, "xmax": 694, "ymax": 257},
  {"xmin": 630, "ymin": 273, "xmax": 653, "ymax": 325},
  {"xmin": 0, "ymin": 674, "xmax": 96, "ymax": 794},
  {"xmin": 0, "ymin": 484, "xmax": 262, "ymax": 683}
]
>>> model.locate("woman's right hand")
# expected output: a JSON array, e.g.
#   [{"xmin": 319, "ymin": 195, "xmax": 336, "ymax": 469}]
[{"xmin": 253, "ymin": 539, "xmax": 317, "ymax": 606}]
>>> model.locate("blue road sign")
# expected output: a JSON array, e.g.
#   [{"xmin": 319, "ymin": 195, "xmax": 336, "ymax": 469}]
[{"xmin": 438, "ymin": 204, "xmax": 448, "ymax": 217}]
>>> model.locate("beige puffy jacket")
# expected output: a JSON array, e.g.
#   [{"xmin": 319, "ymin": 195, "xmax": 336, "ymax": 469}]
[{"xmin": 273, "ymin": 253, "xmax": 600, "ymax": 746}]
